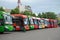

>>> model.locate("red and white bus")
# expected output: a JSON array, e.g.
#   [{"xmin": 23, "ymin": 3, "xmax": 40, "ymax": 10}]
[
  {"xmin": 32, "ymin": 17, "xmax": 39, "ymax": 29},
  {"xmin": 11, "ymin": 14, "xmax": 30, "ymax": 31}
]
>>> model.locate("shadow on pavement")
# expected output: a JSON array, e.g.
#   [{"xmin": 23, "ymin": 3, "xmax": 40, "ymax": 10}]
[{"xmin": 0, "ymin": 32, "xmax": 11, "ymax": 35}]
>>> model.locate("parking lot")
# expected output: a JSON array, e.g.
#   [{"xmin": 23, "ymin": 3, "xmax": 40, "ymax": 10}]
[{"xmin": 0, "ymin": 27, "xmax": 60, "ymax": 40}]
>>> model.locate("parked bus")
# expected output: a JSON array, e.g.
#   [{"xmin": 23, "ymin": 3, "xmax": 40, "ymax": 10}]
[
  {"xmin": 0, "ymin": 11, "xmax": 5, "ymax": 33},
  {"xmin": 44, "ymin": 19, "xmax": 50, "ymax": 28},
  {"xmin": 22, "ymin": 15, "xmax": 30, "ymax": 30},
  {"xmin": 3, "ymin": 13, "xmax": 14, "ymax": 31},
  {"xmin": 11, "ymin": 14, "xmax": 29, "ymax": 31},
  {"xmin": 49, "ymin": 19, "xmax": 54, "ymax": 28},
  {"xmin": 28, "ymin": 17, "xmax": 34, "ymax": 30},
  {"xmin": 0, "ymin": 11, "xmax": 14, "ymax": 33},
  {"xmin": 32, "ymin": 17, "xmax": 39, "ymax": 29},
  {"xmin": 44, "ymin": 19, "xmax": 57, "ymax": 28},
  {"xmin": 53, "ymin": 20, "xmax": 58, "ymax": 28},
  {"xmin": 38, "ymin": 18, "xmax": 45, "ymax": 29}
]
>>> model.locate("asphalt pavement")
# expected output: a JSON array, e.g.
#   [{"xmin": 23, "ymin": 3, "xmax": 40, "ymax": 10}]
[{"xmin": 0, "ymin": 27, "xmax": 60, "ymax": 40}]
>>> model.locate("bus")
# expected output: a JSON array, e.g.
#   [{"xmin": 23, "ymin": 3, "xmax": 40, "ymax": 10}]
[
  {"xmin": 0, "ymin": 11, "xmax": 14, "ymax": 33},
  {"xmin": 32, "ymin": 17, "xmax": 39, "ymax": 29},
  {"xmin": 0, "ymin": 11, "xmax": 5, "ymax": 33},
  {"xmin": 28, "ymin": 17, "xmax": 34, "ymax": 30},
  {"xmin": 3, "ymin": 13, "xmax": 14, "ymax": 31},
  {"xmin": 11, "ymin": 14, "xmax": 30, "ymax": 31},
  {"xmin": 44, "ymin": 19, "xmax": 50, "ymax": 28},
  {"xmin": 49, "ymin": 19, "xmax": 54, "ymax": 28},
  {"xmin": 53, "ymin": 20, "xmax": 58, "ymax": 28},
  {"xmin": 22, "ymin": 15, "xmax": 30, "ymax": 30},
  {"xmin": 44, "ymin": 19, "xmax": 57, "ymax": 28},
  {"xmin": 36, "ymin": 18, "xmax": 44, "ymax": 29},
  {"xmin": 38, "ymin": 18, "xmax": 45, "ymax": 29}
]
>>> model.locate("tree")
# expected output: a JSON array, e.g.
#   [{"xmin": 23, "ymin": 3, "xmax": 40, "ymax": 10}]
[
  {"xmin": 37, "ymin": 13, "xmax": 42, "ymax": 18},
  {"xmin": 37, "ymin": 12, "xmax": 57, "ymax": 19},
  {"xmin": 41, "ymin": 12, "xmax": 57, "ymax": 19},
  {"xmin": 23, "ymin": 11, "xmax": 31, "ymax": 15},
  {"xmin": 45, "ymin": 12, "xmax": 57, "ymax": 19},
  {"xmin": 23, "ymin": 11, "xmax": 36, "ymax": 17},
  {"xmin": 23, "ymin": 11, "xmax": 32, "ymax": 16},
  {"xmin": 42, "ymin": 12, "xmax": 47, "ymax": 18},
  {"xmin": 0, "ymin": 7, "xmax": 5, "ymax": 11},
  {"xmin": 10, "ymin": 7, "xmax": 19, "ymax": 14},
  {"xmin": 32, "ymin": 13, "xmax": 36, "ymax": 17}
]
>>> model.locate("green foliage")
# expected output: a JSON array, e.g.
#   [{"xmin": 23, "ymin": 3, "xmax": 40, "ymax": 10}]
[
  {"xmin": 23, "ymin": 11, "xmax": 31, "ymax": 15},
  {"xmin": 32, "ymin": 13, "xmax": 36, "ymax": 17},
  {"xmin": 0, "ymin": 7, "xmax": 5, "ymax": 11},
  {"xmin": 0, "ymin": 11, "xmax": 4, "ymax": 19},
  {"xmin": 10, "ymin": 7, "xmax": 20, "ymax": 14},
  {"xmin": 42, "ymin": 12, "xmax": 47, "ymax": 18},
  {"xmin": 37, "ymin": 13, "xmax": 42, "ymax": 18},
  {"xmin": 44, "ymin": 12, "xmax": 57, "ymax": 19},
  {"xmin": 23, "ymin": 11, "xmax": 36, "ymax": 17},
  {"xmin": 37, "ymin": 12, "xmax": 57, "ymax": 19}
]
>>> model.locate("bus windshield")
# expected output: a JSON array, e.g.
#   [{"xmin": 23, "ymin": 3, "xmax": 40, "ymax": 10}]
[
  {"xmin": 24, "ymin": 18, "xmax": 29, "ymax": 25},
  {"xmin": 12, "ymin": 17, "xmax": 23, "ymax": 26},
  {"xmin": 44, "ymin": 20, "xmax": 50, "ymax": 25},
  {"xmin": 4, "ymin": 14, "xmax": 12, "ymax": 24},
  {"xmin": 33, "ymin": 19, "xmax": 38, "ymax": 25},
  {"xmin": 49, "ymin": 21, "xmax": 53, "ymax": 25},
  {"xmin": 40, "ymin": 20, "xmax": 44, "ymax": 23},
  {"xmin": 0, "ymin": 19, "xmax": 4, "ymax": 26}
]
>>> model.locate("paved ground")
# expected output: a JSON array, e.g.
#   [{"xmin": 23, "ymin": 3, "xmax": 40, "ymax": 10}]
[{"xmin": 0, "ymin": 27, "xmax": 60, "ymax": 40}]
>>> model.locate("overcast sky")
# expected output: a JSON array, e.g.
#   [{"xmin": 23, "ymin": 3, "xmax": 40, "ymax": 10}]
[{"xmin": 0, "ymin": 0, "xmax": 60, "ymax": 14}]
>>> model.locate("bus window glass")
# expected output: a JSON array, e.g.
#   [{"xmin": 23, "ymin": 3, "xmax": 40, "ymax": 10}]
[
  {"xmin": 24, "ymin": 18, "xmax": 29, "ymax": 25},
  {"xmin": 40, "ymin": 20, "xmax": 44, "ymax": 23},
  {"xmin": 38, "ymin": 20, "xmax": 40, "ymax": 24},
  {"xmin": 44, "ymin": 20, "xmax": 49, "ymax": 25},
  {"xmin": 33, "ymin": 19, "xmax": 38, "ymax": 25},
  {"xmin": 29, "ymin": 18, "xmax": 34, "ymax": 24},
  {"xmin": 12, "ymin": 17, "xmax": 23, "ymax": 26}
]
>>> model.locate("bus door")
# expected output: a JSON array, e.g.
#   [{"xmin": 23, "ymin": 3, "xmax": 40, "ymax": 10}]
[
  {"xmin": 44, "ymin": 19, "xmax": 50, "ymax": 28},
  {"xmin": 12, "ymin": 17, "xmax": 21, "ymax": 31},
  {"xmin": 29, "ymin": 18, "xmax": 34, "ymax": 30},
  {"xmin": 37, "ymin": 18, "xmax": 43, "ymax": 28},
  {"xmin": 40, "ymin": 19, "xmax": 45, "ymax": 28},
  {"xmin": 24, "ymin": 18, "xmax": 30, "ymax": 30}
]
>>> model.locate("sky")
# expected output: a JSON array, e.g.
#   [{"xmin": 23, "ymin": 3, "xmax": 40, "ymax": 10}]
[{"xmin": 0, "ymin": 0, "xmax": 60, "ymax": 14}]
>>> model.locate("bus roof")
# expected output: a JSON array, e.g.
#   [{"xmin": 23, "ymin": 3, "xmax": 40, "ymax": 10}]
[{"xmin": 11, "ymin": 14, "xmax": 27, "ymax": 18}]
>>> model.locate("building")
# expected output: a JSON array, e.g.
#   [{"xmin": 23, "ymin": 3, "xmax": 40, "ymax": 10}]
[
  {"xmin": 4, "ymin": 8, "xmax": 11, "ymax": 13},
  {"xmin": 17, "ymin": 4, "xmax": 32, "ymax": 13},
  {"xmin": 25, "ymin": 5, "xmax": 32, "ymax": 12},
  {"xmin": 19, "ymin": 4, "xmax": 25, "ymax": 13}
]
